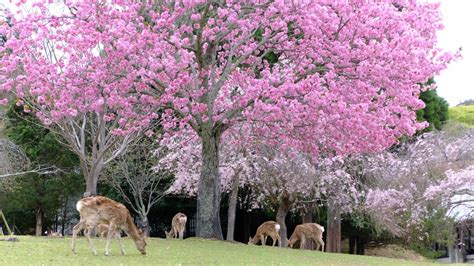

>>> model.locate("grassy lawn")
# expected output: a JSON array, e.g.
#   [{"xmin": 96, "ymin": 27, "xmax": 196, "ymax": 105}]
[{"xmin": 0, "ymin": 236, "xmax": 437, "ymax": 265}]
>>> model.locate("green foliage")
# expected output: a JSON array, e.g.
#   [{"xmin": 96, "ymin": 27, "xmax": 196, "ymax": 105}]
[
  {"xmin": 0, "ymin": 104, "xmax": 82, "ymax": 234},
  {"xmin": 406, "ymin": 208, "xmax": 455, "ymax": 260},
  {"xmin": 4, "ymin": 105, "xmax": 78, "ymax": 167},
  {"xmin": 0, "ymin": 236, "xmax": 437, "ymax": 265},
  {"xmin": 416, "ymin": 80, "xmax": 449, "ymax": 132},
  {"xmin": 448, "ymin": 105, "xmax": 474, "ymax": 128}
]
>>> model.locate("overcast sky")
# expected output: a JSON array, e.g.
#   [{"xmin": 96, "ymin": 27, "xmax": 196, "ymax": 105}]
[{"xmin": 431, "ymin": 0, "xmax": 474, "ymax": 106}]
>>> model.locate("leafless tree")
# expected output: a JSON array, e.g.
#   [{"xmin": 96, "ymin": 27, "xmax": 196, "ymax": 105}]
[{"xmin": 104, "ymin": 138, "xmax": 171, "ymax": 236}]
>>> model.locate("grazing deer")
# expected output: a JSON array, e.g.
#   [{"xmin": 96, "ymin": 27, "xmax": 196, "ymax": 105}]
[
  {"xmin": 71, "ymin": 196, "xmax": 147, "ymax": 256},
  {"xmin": 248, "ymin": 221, "xmax": 281, "ymax": 247},
  {"xmin": 165, "ymin": 212, "xmax": 187, "ymax": 240},
  {"xmin": 288, "ymin": 223, "xmax": 325, "ymax": 252}
]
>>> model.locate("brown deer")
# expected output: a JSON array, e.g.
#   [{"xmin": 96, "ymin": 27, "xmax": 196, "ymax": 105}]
[
  {"xmin": 288, "ymin": 223, "xmax": 325, "ymax": 252},
  {"xmin": 165, "ymin": 212, "xmax": 187, "ymax": 240},
  {"xmin": 71, "ymin": 196, "xmax": 147, "ymax": 256},
  {"xmin": 248, "ymin": 221, "xmax": 281, "ymax": 247},
  {"xmin": 96, "ymin": 223, "xmax": 120, "ymax": 239}
]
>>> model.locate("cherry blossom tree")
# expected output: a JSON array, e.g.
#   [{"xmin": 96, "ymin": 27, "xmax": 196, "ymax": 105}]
[
  {"xmin": 364, "ymin": 128, "xmax": 474, "ymax": 240},
  {"xmin": 1, "ymin": 0, "xmax": 455, "ymax": 238},
  {"xmin": 0, "ymin": 2, "xmax": 159, "ymax": 196}
]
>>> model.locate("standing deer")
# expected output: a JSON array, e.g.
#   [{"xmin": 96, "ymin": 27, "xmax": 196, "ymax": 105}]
[
  {"xmin": 248, "ymin": 221, "xmax": 281, "ymax": 247},
  {"xmin": 71, "ymin": 196, "xmax": 147, "ymax": 256},
  {"xmin": 288, "ymin": 223, "xmax": 325, "ymax": 252},
  {"xmin": 165, "ymin": 212, "xmax": 187, "ymax": 240}
]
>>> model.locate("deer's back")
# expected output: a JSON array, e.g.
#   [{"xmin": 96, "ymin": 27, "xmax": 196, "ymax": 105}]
[
  {"xmin": 257, "ymin": 221, "xmax": 279, "ymax": 234},
  {"xmin": 172, "ymin": 212, "xmax": 186, "ymax": 224},
  {"xmin": 296, "ymin": 223, "xmax": 323, "ymax": 236},
  {"xmin": 77, "ymin": 196, "xmax": 129, "ymax": 225}
]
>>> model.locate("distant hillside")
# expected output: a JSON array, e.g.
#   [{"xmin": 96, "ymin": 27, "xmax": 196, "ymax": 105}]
[
  {"xmin": 457, "ymin": 99, "xmax": 474, "ymax": 106},
  {"xmin": 449, "ymin": 105, "xmax": 474, "ymax": 127}
]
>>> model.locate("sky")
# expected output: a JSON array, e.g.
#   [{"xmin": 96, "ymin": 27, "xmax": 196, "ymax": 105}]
[{"xmin": 430, "ymin": 0, "xmax": 474, "ymax": 106}]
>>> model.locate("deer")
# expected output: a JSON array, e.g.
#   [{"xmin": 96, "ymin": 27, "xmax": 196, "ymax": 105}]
[
  {"xmin": 71, "ymin": 196, "xmax": 147, "ymax": 256},
  {"xmin": 248, "ymin": 221, "xmax": 281, "ymax": 247},
  {"xmin": 96, "ymin": 223, "xmax": 120, "ymax": 239},
  {"xmin": 288, "ymin": 223, "xmax": 325, "ymax": 252},
  {"xmin": 165, "ymin": 212, "xmax": 187, "ymax": 240}
]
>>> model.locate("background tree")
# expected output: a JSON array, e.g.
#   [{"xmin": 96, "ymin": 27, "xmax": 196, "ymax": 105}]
[
  {"xmin": 0, "ymin": 104, "xmax": 82, "ymax": 236},
  {"xmin": 416, "ymin": 79, "xmax": 449, "ymax": 132},
  {"xmin": 104, "ymin": 138, "xmax": 172, "ymax": 236},
  {"xmin": 0, "ymin": 3, "xmax": 159, "ymax": 196},
  {"xmin": 364, "ymin": 128, "xmax": 474, "ymax": 245}
]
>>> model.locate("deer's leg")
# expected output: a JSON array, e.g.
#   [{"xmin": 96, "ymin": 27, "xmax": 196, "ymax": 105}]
[
  {"xmin": 71, "ymin": 220, "xmax": 86, "ymax": 254},
  {"xmin": 313, "ymin": 238, "xmax": 320, "ymax": 251},
  {"xmin": 104, "ymin": 223, "xmax": 117, "ymax": 256},
  {"xmin": 318, "ymin": 237, "xmax": 325, "ymax": 252},
  {"xmin": 84, "ymin": 224, "xmax": 98, "ymax": 255},
  {"xmin": 173, "ymin": 228, "xmax": 177, "ymax": 239},
  {"xmin": 260, "ymin": 235, "xmax": 265, "ymax": 246},
  {"xmin": 276, "ymin": 233, "xmax": 281, "ymax": 247},
  {"xmin": 179, "ymin": 226, "xmax": 184, "ymax": 240},
  {"xmin": 271, "ymin": 235, "xmax": 276, "ymax": 247},
  {"xmin": 116, "ymin": 232, "xmax": 126, "ymax": 255},
  {"xmin": 300, "ymin": 236, "xmax": 306, "ymax": 250}
]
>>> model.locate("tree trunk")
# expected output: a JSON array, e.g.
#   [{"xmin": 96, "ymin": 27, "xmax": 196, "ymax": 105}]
[
  {"xmin": 35, "ymin": 206, "xmax": 43, "ymax": 236},
  {"xmin": 349, "ymin": 236, "xmax": 356, "ymax": 254},
  {"xmin": 276, "ymin": 196, "xmax": 291, "ymax": 247},
  {"xmin": 356, "ymin": 236, "xmax": 367, "ymax": 255},
  {"xmin": 226, "ymin": 172, "xmax": 239, "ymax": 241},
  {"xmin": 82, "ymin": 161, "xmax": 102, "ymax": 197},
  {"xmin": 139, "ymin": 214, "xmax": 151, "ymax": 237},
  {"xmin": 243, "ymin": 212, "xmax": 251, "ymax": 243},
  {"xmin": 327, "ymin": 198, "xmax": 341, "ymax": 253},
  {"xmin": 61, "ymin": 197, "xmax": 68, "ymax": 236},
  {"xmin": 302, "ymin": 209, "xmax": 314, "ymax": 250},
  {"xmin": 196, "ymin": 128, "xmax": 223, "ymax": 239}
]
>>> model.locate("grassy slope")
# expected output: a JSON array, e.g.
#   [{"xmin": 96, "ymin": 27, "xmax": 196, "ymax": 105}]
[
  {"xmin": 0, "ymin": 236, "xmax": 437, "ymax": 266},
  {"xmin": 449, "ymin": 105, "xmax": 474, "ymax": 127}
]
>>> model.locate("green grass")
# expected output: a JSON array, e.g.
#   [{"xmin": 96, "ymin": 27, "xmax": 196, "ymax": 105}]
[
  {"xmin": 0, "ymin": 236, "xmax": 437, "ymax": 265},
  {"xmin": 449, "ymin": 105, "xmax": 474, "ymax": 127}
]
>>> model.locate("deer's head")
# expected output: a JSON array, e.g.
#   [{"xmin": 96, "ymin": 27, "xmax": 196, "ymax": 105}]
[
  {"xmin": 247, "ymin": 237, "xmax": 255, "ymax": 245},
  {"xmin": 165, "ymin": 229, "xmax": 173, "ymax": 239},
  {"xmin": 135, "ymin": 229, "xmax": 147, "ymax": 255}
]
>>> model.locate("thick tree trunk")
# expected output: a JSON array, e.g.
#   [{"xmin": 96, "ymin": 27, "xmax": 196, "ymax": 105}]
[
  {"xmin": 302, "ymin": 209, "xmax": 314, "ymax": 250},
  {"xmin": 226, "ymin": 172, "xmax": 239, "ymax": 241},
  {"xmin": 356, "ymin": 236, "xmax": 367, "ymax": 255},
  {"xmin": 243, "ymin": 212, "xmax": 251, "ymax": 243},
  {"xmin": 82, "ymin": 161, "xmax": 102, "ymax": 197},
  {"xmin": 327, "ymin": 198, "xmax": 341, "ymax": 253},
  {"xmin": 276, "ymin": 196, "xmax": 291, "ymax": 247},
  {"xmin": 349, "ymin": 236, "xmax": 356, "ymax": 254},
  {"xmin": 35, "ymin": 206, "xmax": 43, "ymax": 236},
  {"xmin": 196, "ymin": 128, "xmax": 223, "ymax": 239},
  {"xmin": 139, "ymin": 214, "xmax": 151, "ymax": 237}
]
